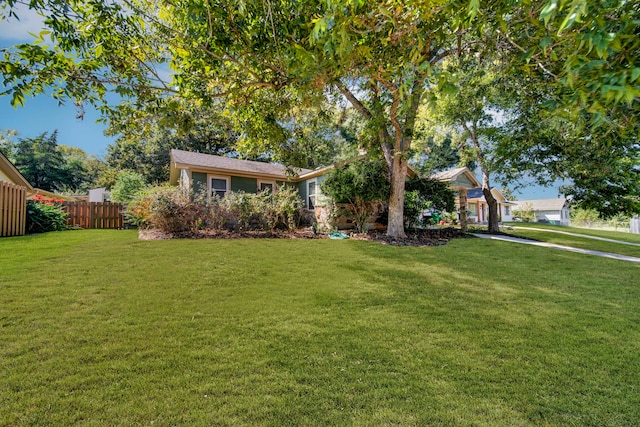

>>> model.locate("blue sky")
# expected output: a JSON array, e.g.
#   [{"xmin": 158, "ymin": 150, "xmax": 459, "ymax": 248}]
[
  {"xmin": 0, "ymin": 5, "xmax": 114, "ymax": 157},
  {"xmin": 0, "ymin": 4, "xmax": 560, "ymax": 200}
]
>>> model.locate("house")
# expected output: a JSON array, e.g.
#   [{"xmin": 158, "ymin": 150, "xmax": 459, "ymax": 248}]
[
  {"xmin": 512, "ymin": 198, "xmax": 571, "ymax": 225},
  {"xmin": 170, "ymin": 150, "xmax": 519, "ymax": 230},
  {"xmin": 88, "ymin": 188, "xmax": 111, "ymax": 203},
  {"xmin": 0, "ymin": 150, "xmax": 33, "ymax": 190},
  {"xmin": 170, "ymin": 149, "xmax": 421, "ymax": 230},
  {"xmin": 465, "ymin": 187, "xmax": 515, "ymax": 223},
  {"xmin": 169, "ymin": 148, "xmax": 328, "ymax": 209},
  {"xmin": 430, "ymin": 167, "xmax": 479, "ymax": 227},
  {"xmin": 1, "ymin": 150, "xmax": 33, "ymax": 237}
]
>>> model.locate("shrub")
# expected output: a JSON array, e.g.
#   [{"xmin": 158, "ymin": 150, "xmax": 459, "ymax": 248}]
[
  {"xmin": 404, "ymin": 177, "xmax": 456, "ymax": 230},
  {"xmin": 127, "ymin": 186, "xmax": 210, "ymax": 233},
  {"xmin": 128, "ymin": 186, "xmax": 304, "ymax": 234},
  {"xmin": 263, "ymin": 187, "xmax": 304, "ymax": 231},
  {"xmin": 570, "ymin": 208, "xmax": 600, "ymax": 228},
  {"xmin": 110, "ymin": 171, "xmax": 147, "ymax": 205},
  {"xmin": 513, "ymin": 202, "xmax": 535, "ymax": 222},
  {"xmin": 321, "ymin": 158, "xmax": 390, "ymax": 233},
  {"xmin": 210, "ymin": 187, "xmax": 304, "ymax": 232},
  {"xmin": 26, "ymin": 195, "xmax": 67, "ymax": 233}
]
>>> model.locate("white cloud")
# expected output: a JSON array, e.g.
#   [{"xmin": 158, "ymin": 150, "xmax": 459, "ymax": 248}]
[{"xmin": 0, "ymin": 4, "xmax": 46, "ymax": 42}]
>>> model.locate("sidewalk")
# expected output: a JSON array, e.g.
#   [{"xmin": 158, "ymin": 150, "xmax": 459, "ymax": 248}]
[
  {"xmin": 509, "ymin": 226, "xmax": 640, "ymax": 247},
  {"xmin": 472, "ymin": 234, "xmax": 640, "ymax": 263}
]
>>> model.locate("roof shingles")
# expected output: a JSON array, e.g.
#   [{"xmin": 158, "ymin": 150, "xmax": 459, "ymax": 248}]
[{"xmin": 171, "ymin": 149, "xmax": 312, "ymax": 178}]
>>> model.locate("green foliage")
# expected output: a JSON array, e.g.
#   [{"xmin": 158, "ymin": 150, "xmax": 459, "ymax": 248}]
[
  {"xmin": 211, "ymin": 188, "xmax": 304, "ymax": 232},
  {"xmin": 1, "ymin": 130, "xmax": 108, "ymax": 192},
  {"xmin": 570, "ymin": 208, "xmax": 601, "ymax": 228},
  {"xmin": 110, "ymin": 171, "xmax": 146, "ymax": 205},
  {"xmin": 404, "ymin": 177, "xmax": 456, "ymax": 230},
  {"xmin": 11, "ymin": 131, "xmax": 67, "ymax": 191},
  {"xmin": 26, "ymin": 197, "xmax": 67, "ymax": 233},
  {"xmin": 512, "ymin": 203, "xmax": 536, "ymax": 223},
  {"xmin": 321, "ymin": 158, "xmax": 390, "ymax": 233},
  {"xmin": 2, "ymin": 0, "xmax": 639, "ymax": 230}
]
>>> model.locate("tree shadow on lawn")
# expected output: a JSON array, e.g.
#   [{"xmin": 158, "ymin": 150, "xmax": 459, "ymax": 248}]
[{"xmin": 297, "ymin": 239, "xmax": 640, "ymax": 425}]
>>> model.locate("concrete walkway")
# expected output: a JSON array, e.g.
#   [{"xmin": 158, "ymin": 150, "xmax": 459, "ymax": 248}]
[
  {"xmin": 472, "ymin": 233, "xmax": 640, "ymax": 263},
  {"xmin": 508, "ymin": 226, "xmax": 640, "ymax": 247}
]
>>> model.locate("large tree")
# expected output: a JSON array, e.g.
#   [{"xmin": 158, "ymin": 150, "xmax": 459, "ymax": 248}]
[
  {"xmin": 1, "ymin": 0, "xmax": 638, "ymax": 233},
  {"xmin": 420, "ymin": 58, "xmax": 515, "ymax": 234},
  {"xmin": 0, "ymin": 0, "xmax": 499, "ymax": 237}
]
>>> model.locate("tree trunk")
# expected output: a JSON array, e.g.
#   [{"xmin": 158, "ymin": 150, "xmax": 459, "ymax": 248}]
[
  {"xmin": 387, "ymin": 155, "xmax": 407, "ymax": 238},
  {"xmin": 458, "ymin": 188, "xmax": 468, "ymax": 232},
  {"xmin": 481, "ymin": 172, "xmax": 500, "ymax": 234}
]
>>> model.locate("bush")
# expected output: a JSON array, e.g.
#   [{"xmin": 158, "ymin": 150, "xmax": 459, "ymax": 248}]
[
  {"xmin": 127, "ymin": 186, "xmax": 210, "ymax": 233},
  {"xmin": 321, "ymin": 158, "xmax": 390, "ymax": 233},
  {"xmin": 211, "ymin": 187, "xmax": 303, "ymax": 232},
  {"xmin": 26, "ymin": 195, "xmax": 67, "ymax": 233},
  {"xmin": 512, "ymin": 202, "xmax": 535, "ymax": 222},
  {"xmin": 404, "ymin": 177, "xmax": 455, "ymax": 230},
  {"xmin": 128, "ymin": 186, "xmax": 304, "ymax": 233},
  {"xmin": 110, "ymin": 171, "xmax": 147, "ymax": 205}
]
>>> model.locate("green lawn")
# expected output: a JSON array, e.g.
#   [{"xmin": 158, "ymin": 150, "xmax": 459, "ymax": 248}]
[
  {"xmin": 1, "ymin": 230, "xmax": 639, "ymax": 426},
  {"xmin": 503, "ymin": 223, "xmax": 640, "ymax": 258}
]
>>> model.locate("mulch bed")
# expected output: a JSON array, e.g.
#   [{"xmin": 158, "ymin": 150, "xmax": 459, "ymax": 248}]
[{"xmin": 139, "ymin": 226, "xmax": 475, "ymax": 247}]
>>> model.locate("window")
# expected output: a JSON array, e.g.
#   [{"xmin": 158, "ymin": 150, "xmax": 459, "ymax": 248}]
[
  {"xmin": 504, "ymin": 206, "xmax": 510, "ymax": 216},
  {"xmin": 258, "ymin": 181, "xmax": 275, "ymax": 193},
  {"xmin": 307, "ymin": 180, "xmax": 317, "ymax": 210},
  {"xmin": 209, "ymin": 176, "xmax": 229, "ymax": 198}
]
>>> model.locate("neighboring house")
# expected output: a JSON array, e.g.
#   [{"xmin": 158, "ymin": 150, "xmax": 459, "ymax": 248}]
[
  {"xmin": 430, "ymin": 167, "xmax": 480, "ymax": 192},
  {"xmin": 0, "ymin": 150, "xmax": 33, "ymax": 190},
  {"xmin": 513, "ymin": 198, "xmax": 571, "ymax": 226},
  {"xmin": 466, "ymin": 187, "xmax": 515, "ymax": 223},
  {"xmin": 0, "ymin": 150, "xmax": 33, "ymax": 237},
  {"xmin": 88, "ymin": 188, "xmax": 111, "ymax": 203},
  {"xmin": 430, "ymin": 167, "xmax": 479, "ymax": 226}
]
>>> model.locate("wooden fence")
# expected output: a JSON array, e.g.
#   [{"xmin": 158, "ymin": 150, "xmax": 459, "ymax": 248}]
[
  {"xmin": 0, "ymin": 181, "xmax": 28, "ymax": 237},
  {"xmin": 62, "ymin": 201, "xmax": 125, "ymax": 229}
]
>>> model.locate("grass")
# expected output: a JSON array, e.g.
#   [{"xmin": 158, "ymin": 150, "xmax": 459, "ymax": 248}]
[
  {"xmin": 503, "ymin": 223, "xmax": 640, "ymax": 258},
  {"xmin": 1, "ymin": 230, "xmax": 639, "ymax": 426}
]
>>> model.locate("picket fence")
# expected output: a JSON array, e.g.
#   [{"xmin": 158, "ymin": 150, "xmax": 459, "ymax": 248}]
[
  {"xmin": 0, "ymin": 181, "xmax": 28, "ymax": 237},
  {"xmin": 63, "ymin": 201, "xmax": 125, "ymax": 230}
]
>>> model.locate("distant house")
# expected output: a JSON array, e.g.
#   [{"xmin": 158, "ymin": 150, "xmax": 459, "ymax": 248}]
[
  {"xmin": 88, "ymin": 188, "xmax": 111, "ymax": 203},
  {"xmin": 513, "ymin": 198, "xmax": 571, "ymax": 226},
  {"xmin": 466, "ymin": 187, "xmax": 515, "ymax": 223}
]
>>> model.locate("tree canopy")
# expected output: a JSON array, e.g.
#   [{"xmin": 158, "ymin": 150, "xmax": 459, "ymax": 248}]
[
  {"xmin": 1, "ymin": 130, "xmax": 105, "ymax": 192},
  {"xmin": 1, "ymin": 0, "xmax": 638, "ymax": 233}
]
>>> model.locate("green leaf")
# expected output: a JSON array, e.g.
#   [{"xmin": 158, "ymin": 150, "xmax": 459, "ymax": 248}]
[
  {"xmin": 540, "ymin": 0, "xmax": 558, "ymax": 25},
  {"xmin": 468, "ymin": 0, "xmax": 480, "ymax": 19}
]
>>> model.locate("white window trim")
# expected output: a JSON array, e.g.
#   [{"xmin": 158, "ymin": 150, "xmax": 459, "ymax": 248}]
[
  {"xmin": 208, "ymin": 175, "xmax": 230, "ymax": 197},
  {"xmin": 307, "ymin": 179, "xmax": 317, "ymax": 210},
  {"xmin": 258, "ymin": 180, "xmax": 277, "ymax": 193}
]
